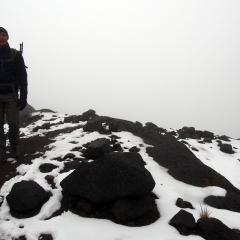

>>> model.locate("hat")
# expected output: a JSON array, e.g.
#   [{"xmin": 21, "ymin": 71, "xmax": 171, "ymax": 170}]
[{"xmin": 0, "ymin": 27, "xmax": 9, "ymax": 39}]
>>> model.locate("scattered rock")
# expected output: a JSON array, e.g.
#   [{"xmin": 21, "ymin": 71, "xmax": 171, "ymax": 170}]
[
  {"xmin": 204, "ymin": 190, "xmax": 240, "ymax": 213},
  {"xmin": 33, "ymin": 122, "xmax": 51, "ymax": 132},
  {"xmin": 203, "ymin": 138, "xmax": 212, "ymax": 143},
  {"xmin": 169, "ymin": 209, "xmax": 196, "ymax": 236},
  {"xmin": 63, "ymin": 153, "xmax": 76, "ymax": 160},
  {"xmin": 176, "ymin": 198, "xmax": 194, "ymax": 209},
  {"xmin": 39, "ymin": 163, "xmax": 58, "ymax": 173},
  {"xmin": 220, "ymin": 144, "xmax": 234, "ymax": 154},
  {"xmin": 129, "ymin": 146, "xmax": 140, "ymax": 153},
  {"xmin": 218, "ymin": 135, "xmax": 231, "ymax": 142},
  {"xmin": 45, "ymin": 175, "xmax": 55, "ymax": 188}
]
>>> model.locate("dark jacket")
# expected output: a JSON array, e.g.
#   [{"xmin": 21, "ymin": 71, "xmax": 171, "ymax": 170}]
[{"xmin": 0, "ymin": 44, "xmax": 28, "ymax": 100}]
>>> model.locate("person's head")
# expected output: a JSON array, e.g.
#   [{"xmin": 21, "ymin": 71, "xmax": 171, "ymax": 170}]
[{"xmin": 0, "ymin": 27, "xmax": 9, "ymax": 47}]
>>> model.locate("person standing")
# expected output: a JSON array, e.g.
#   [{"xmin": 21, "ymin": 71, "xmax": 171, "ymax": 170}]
[{"xmin": 0, "ymin": 27, "xmax": 28, "ymax": 164}]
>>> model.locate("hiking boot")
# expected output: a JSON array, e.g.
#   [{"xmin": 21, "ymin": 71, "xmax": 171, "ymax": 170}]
[
  {"xmin": 11, "ymin": 146, "xmax": 19, "ymax": 158},
  {"xmin": 0, "ymin": 155, "xmax": 7, "ymax": 165}
]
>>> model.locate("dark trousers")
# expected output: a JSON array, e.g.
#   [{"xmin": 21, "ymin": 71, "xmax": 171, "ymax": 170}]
[{"xmin": 0, "ymin": 93, "xmax": 19, "ymax": 156}]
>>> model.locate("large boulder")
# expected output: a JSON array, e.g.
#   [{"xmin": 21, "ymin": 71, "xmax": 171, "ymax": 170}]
[
  {"xmin": 85, "ymin": 138, "xmax": 112, "ymax": 159},
  {"xmin": 6, "ymin": 180, "xmax": 49, "ymax": 212},
  {"xmin": 60, "ymin": 152, "xmax": 155, "ymax": 203}
]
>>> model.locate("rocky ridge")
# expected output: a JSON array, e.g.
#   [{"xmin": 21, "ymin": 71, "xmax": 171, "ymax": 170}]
[{"xmin": 0, "ymin": 108, "xmax": 240, "ymax": 240}]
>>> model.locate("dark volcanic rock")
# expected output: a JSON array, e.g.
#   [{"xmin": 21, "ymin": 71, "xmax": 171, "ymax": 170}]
[
  {"xmin": 6, "ymin": 180, "xmax": 49, "ymax": 212},
  {"xmin": 218, "ymin": 135, "xmax": 231, "ymax": 142},
  {"xmin": 64, "ymin": 161, "xmax": 82, "ymax": 170},
  {"xmin": 101, "ymin": 117, "xmax": 240, "ymax": 194},
  {"xmin": 220, "ymin": 144, "xmax": 234, "ymax": 154},
  {"xmin": 204, "ymin": 190, "xmax": 240, "ymax": 212},
  {"xmin": 129, "ymin": 146, "xmax": 140, "ymax": 153},
  {"xmin": 64, "ymin": 115, "xmax": 76, "ymax": 123},
  {"xmin": 141, "ymin": 131, "xmax": 239, "ymax": 192},
  {"xmin": 65, "ymin": 192, "xmax": 160, "ymax": 227},
  {"xmin": 60, "ymin": 152, "xmax": 155, "ymax": 203},
  {"xmin": 108, "ymin": 121, "xmax": 120, "ymax": 132},
  {"xmin": 182, "ymin": 127, "xmax": 195, "ymax": 135},
  {"xmin": 201, "ymin": 131, "xmax": 214, "ymax": 139},
  {"xmin": 83, "ymin": 116, "xmax": 104, "ymax": 132},
  {"xmin": 39, "ymin": 163, "xmax": 58, "ymax": 173},
  {"xmin": 203, "ymin": 138, "xmax": 212, "ymax": 143},
  {"xmin": 111, "ymin": 194, "xmax": 158, "ymax": 221},
  {"xmin": 63, "ymin": 153, "xmax": 76, "ymax": 160},
  {"xmin": 81, "ymin": 109, "xmax": 96, "ymax": 121},
  {"xmin": 176, "ymin": 198, "xmax": 194, "ymax": 209},
  {"xmin": 169, "ymin": 210, "xmax": 196, "ymax": 236},
  {"xmin": 85, "ymin": 138, "xmax": 112, "ymax": 160},
  {"xmin": 33, "ymin": 122, "xmax": 51, "ymax": 132},
  {"xmin": 197, "ymin": 217, "xmax": 240, "ymax": 240}
]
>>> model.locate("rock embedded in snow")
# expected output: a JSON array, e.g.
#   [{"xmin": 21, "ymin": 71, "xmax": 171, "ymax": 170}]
[
  {"xmin": 220, "ymin": 143, "xmax": 234, "ymax": 154},
  {"xmin": 6, "ymin": 180, "xmax": 49, "ymax": 213},
  {"xmin": 39, "ymin": 163, "xmax": 58, "ymax": 173},
  {"xmin": 176, "ymin": 198, "xmax": 194, "ymax": 209},
  {"xmin": 60, "ymin": 152, "xmax": 155, "ymax": 203},
  {"xmin": 197, "ymin": 217, "xmax": 240, "ymax": 240},
  {"xmin": 169, "ymin": 209, "xmax": 196, "ymax": 236}
]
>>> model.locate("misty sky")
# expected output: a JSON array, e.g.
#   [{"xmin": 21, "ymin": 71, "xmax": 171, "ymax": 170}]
[{"xmin": 2, "ymin": 0, "xmax": 240, "ymax": 138}]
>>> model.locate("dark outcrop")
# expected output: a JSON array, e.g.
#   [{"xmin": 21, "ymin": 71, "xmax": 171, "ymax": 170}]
[{"xmin": 102, "ymin": 117, "xmax": 240, "ymax": 194}]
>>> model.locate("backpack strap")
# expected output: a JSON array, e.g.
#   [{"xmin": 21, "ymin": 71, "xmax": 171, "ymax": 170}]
[{"xmin": 0, "ymin": 48, "xmax": 17, "ymax": 65}]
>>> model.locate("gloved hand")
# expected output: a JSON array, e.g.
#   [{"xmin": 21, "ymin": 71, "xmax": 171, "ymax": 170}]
[{"xmin": 17, "ymin": 99, "xmax": 27, "ymax": 111}]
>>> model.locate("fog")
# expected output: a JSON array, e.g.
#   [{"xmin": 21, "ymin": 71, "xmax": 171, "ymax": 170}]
[{"xmin": 2, "ymin": 0, "xmax": 240, "ymax": 138}]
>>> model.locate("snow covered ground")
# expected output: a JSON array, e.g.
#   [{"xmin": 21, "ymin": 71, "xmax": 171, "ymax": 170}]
[{"xmin": 0, "ymin": 111, "xmax": 240, "ymax": 240}]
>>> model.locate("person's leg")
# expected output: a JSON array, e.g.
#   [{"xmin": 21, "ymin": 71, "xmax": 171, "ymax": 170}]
[
  {"xmin": 5, "ymin": 93, "xmax": 19, "ymax": 157},
  {"xmin": 0, "ymin": 95, "xmax": 6, "ymax": 163}
]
